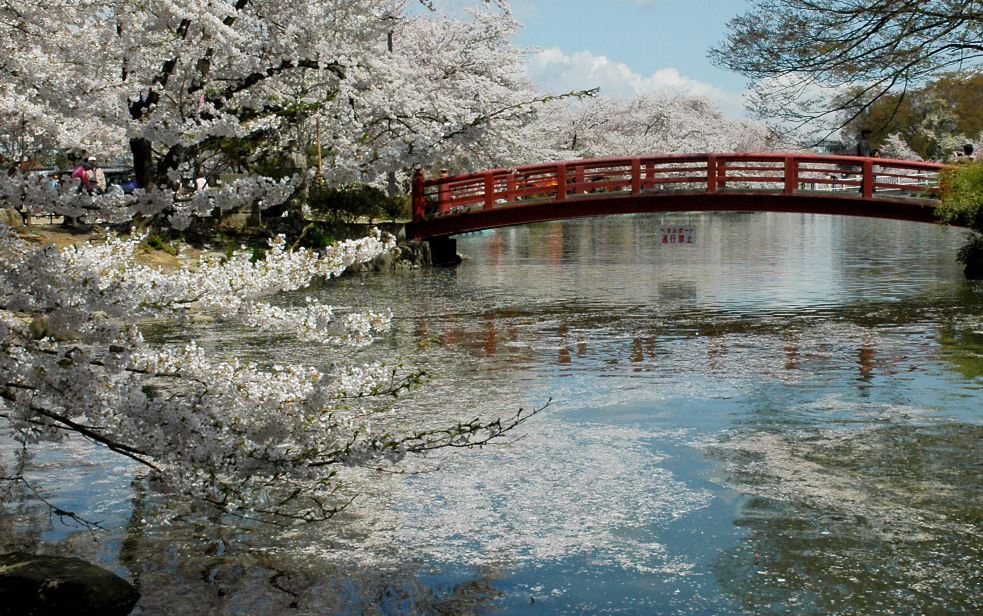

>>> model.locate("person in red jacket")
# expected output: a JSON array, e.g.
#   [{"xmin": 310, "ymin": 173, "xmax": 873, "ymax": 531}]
[{"xmin": 71, "ymin": 160, "xmax": 93, "ymax": 192}]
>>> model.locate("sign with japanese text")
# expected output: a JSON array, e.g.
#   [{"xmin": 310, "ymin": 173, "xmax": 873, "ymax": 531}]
[{"xmin": 660, "ymin": 226, "xmax": 695, "ymax": 245}]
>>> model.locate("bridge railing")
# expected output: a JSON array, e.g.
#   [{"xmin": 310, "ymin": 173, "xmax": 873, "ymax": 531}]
[{"xmin": 411, "ymin": 153, "xmax": 945, "ymax": 222}]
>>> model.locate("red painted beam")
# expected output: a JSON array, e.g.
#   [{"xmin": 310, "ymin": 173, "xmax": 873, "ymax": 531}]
[{"xmin": 405, "ymin": 192, "xmax": 953, "ymax": 241}]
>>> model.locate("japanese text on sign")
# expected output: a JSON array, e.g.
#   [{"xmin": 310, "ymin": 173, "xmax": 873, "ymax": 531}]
[{"xmin": 660, "ymin": 227, "xmax": 695, "ymax": 245}]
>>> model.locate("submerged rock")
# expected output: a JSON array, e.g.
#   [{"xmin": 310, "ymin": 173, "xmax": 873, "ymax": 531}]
[
  {"xmin": 347, "ymin": 240, "xmax": 434, "ymax": 272},
  {"xmin": 0, "ymin": 552, "xmax": 139, "ymax": 616}
]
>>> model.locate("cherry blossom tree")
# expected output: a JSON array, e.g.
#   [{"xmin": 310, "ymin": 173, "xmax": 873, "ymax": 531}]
[
  {"xmin": 536, "ymin": 93, "xmax": 783, "ymax": 160},
  {"xmin": 313, "ymin": 6, "xmax": 583, "ymax": 184},
  {"xmin": 0, "ymin": 0, "xmax": 561, "ymax": 192},
  {"xmin": 880, "ymin": 134, "xmax": 924, "ymax": 162},
  {"xmin": 0, "ymin": 0, "xmax": 548, "ymax": 526},
  {"xmin": 0, "ymin": 216, "xmax": 544, "ymax": 525}
]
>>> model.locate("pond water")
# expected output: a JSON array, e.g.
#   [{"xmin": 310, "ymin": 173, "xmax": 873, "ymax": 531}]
[{"xmin": 4, "ymin": 212, "xmax": 982, "ymax": 615}]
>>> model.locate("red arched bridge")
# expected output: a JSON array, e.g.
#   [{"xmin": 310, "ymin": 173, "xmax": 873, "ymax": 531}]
[{"xmin": 406, "ymin": 153, "xmax": 949, "ymax": 255}]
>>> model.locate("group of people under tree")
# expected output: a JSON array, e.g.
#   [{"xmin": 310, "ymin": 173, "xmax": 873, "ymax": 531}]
[
  {"xmin": 60, "ymin": 151, "xmax": 107, "ymax": 194},
  {"xmin": 40, "ymin": 151, "xmax": 114, "ymax": 226},
  {"xmin": 69, "ymin": 156, "xmax": 105, "ymax": 194}
]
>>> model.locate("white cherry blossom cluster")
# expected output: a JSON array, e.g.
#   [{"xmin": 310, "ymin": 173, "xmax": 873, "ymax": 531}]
[
  {"xmin": 0, "ymin": 171, "xmax": 301, "ymax": 230},
  {"xmin": 60, "ymin": 229, "xmax": 394, "ymax": 323},
  {"xmin": 880, "ymin": 133, "xmax": 925, "ymax": 161},
  {"xmin": 533, "ymin": 92, "xmax": 788, "ymax": 160},
  {"xmin": 241, "ymin": 301, "xmax": 392, "ymax": 345}
]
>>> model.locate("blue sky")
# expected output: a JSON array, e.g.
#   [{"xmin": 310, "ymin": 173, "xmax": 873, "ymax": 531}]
[{"xmin": 432, "ymin": 0, "xmax": 752, "ymax": 117}]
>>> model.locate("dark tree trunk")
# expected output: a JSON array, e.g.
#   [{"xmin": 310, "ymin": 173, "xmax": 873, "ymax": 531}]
[
  {"xmin": 130, "ymin": 137, "xmax": 154, "ymax": 189},
  {"xmin": 386, "ymin": 170, "xmax": 398, "ymax": 197}
]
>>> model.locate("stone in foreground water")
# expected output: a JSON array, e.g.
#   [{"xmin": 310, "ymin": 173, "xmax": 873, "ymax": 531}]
[{"xmin": 0, "ymin": 552, "xmax": 139, "ymax": 616}]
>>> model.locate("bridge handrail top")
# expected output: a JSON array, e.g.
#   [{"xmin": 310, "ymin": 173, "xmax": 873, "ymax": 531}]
[{"xmin": 423, "ymin": 153, "xmax": 946, "ymax": 186}]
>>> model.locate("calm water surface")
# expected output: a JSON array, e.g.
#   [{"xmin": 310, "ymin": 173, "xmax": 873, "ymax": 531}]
[{"xmin": 4, "ymin": 213, "xmax": 982, "ymax": 615}]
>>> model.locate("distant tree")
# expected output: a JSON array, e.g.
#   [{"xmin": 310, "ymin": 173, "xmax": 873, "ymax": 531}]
[
  {"xmin": 840, "ymin": 74, "xmax": 983, "ymax": 160},
  {"xmin": 536, "ymin": 93, "xmax": 783, "ymax": 160},
  {"xmin": 879, "ymin": 133, "xmax": 923, "ymax": 162},
  {"xmin": 710, "ymin": 1, "xmax": 983, "ymax": 135}
]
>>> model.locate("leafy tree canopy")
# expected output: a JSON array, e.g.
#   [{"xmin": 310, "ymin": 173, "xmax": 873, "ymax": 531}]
[
  {"xmin": 938, "ymin": 161, "xmax": 983, "ymax": 230},
  {"xmin": 710, "ymin": 0, "xmax": 983, "ymax": 136},
  {"xmin": 937, "ymin": 160, "xmax": 983, "ymax": 276}
]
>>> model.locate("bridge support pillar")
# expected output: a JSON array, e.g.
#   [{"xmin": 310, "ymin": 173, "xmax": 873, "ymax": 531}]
[{"xmin": 428, "ymin": 237, "xmax": 461, "ymax": 266}]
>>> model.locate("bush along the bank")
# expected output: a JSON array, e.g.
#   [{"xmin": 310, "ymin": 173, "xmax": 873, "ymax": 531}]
[
  {"xmin": 308, "ymin": 183, "xmax": 409, "ymax": 224},
  {"xmin": 938, "ymin": 161, "xmax": 983, "ymax": 279}
]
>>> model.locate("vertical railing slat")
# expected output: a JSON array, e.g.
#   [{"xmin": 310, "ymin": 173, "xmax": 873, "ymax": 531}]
[
  {"xmin": 706, "ymin": 155, "xmax": 717, "ymax": 194},
  {"xmin": 556, "ymin": 163, "xmax": 567, "ymax": 201},
  {"xmin": 784, "ymin": 156, "xmax": 797, "ymax": 195},
  {"xmin": 862, "ymin": 159, "xmax": 874, "ymax": 199},
  {"xmin": 438, "ymin": 169, "xmax": 450, "ymax": 214},
  {"xmin": 484, "ymin": 172, "xmax": 495, "ymax": 209},
  {"xmin": 411, "ymin": 166, "xmax": 425, "ymax": 221}
]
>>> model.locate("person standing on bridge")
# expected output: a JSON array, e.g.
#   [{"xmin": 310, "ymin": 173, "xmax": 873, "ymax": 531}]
[
  {"xmin": 856, "ymin": 128, "xmax": 873, "ymax": 193},
  {"xmin": 856, "ymin": 129, "xmax": 873, "ymax": 158}
]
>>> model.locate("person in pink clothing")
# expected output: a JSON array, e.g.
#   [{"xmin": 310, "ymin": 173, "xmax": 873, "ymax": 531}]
[
  {"xmin": 71, "ymin": 160, "xmax": 93, "ymax": 192},
  {"xmin": 65, "ymin": 160, "xmax": 93, "ymax": 226}
]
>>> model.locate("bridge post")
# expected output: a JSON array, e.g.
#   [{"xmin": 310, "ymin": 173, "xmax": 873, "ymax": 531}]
[
  {"xmin": 644, "ymin": 161, "xmax": 654, "ymax": 190},
  {"xmin": 484, "ymin": 172, "xmax": 495, "ymax": 209},
  {"xmin": 506, "ymin": 171, "xmax": 516, "ymax": 203},
  {"xmin": 428, "ymin": 236, "xmax": 461, "ymax": 266},
  {"xmin": 861, "ymin": 159, "xmax": 874, "ymax": 198},
  {"xmin": 707, "ymin": 155, "xmax": 718, "ymax": 194},
  {"xmin": 631, "ymin": 158, "xmax": 641, "ymax": 194},
  {"xmin": 575, "ymin": 165, "xmax": 584, "ymax": 194},
  {"xmin": 784, "ymin": 156, "xmax": 797, "ymax": 195},
  {"xmin": 556, "ymin": 163, "xmax": 567, "ymax": 201},
  {"xmin": 718, "ymin": 158, "xmax": 727, "ymax": 189},
  {"xmin": 411, "ymin": 166, "xmax": 425, "ymax": 222},
  {"xmin": 438, "ymin": 169, "xmax": 450, "ymax": 214}
]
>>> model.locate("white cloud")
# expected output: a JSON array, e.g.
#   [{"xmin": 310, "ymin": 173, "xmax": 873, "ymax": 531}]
[{"xmin": 526, "ymin": 47, "xmax": 747, "ymax": 117}]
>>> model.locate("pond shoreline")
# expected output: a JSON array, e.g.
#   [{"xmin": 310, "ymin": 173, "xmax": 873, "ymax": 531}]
[{"xmin": 11, "ymin": 219, "xmax": 438, "ymax": 271}]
